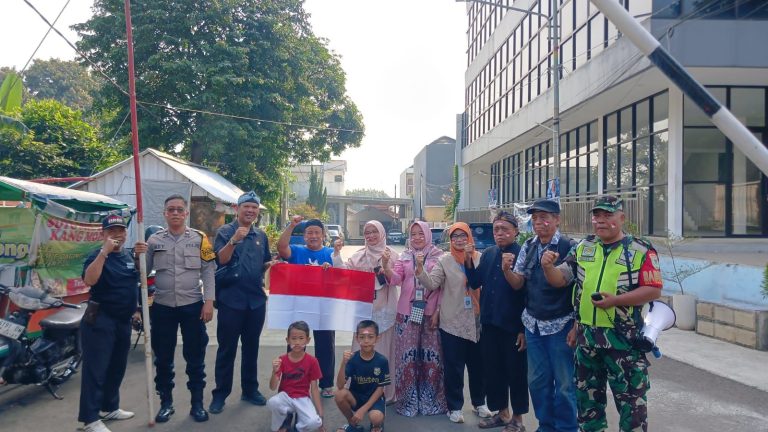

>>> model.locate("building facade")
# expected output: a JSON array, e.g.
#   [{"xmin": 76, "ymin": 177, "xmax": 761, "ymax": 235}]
[
  {"xmin": 399, "ymin": 166, "xmax": 414, "ymax": 198},
  {"xmin": 414, "ymin": 136, "xmax": 456, "ymax": 223},
  {"xmin": 457, "ymin": 0, "xmax": 768, "ymax": 238}
]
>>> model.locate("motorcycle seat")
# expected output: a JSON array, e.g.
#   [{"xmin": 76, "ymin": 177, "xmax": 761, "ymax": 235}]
[{"xmin": 40, "ymin": 307, "xmax": 85, "ymax": 330}]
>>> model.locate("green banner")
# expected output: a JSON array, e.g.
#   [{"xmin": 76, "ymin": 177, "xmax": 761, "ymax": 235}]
[
  {"xmin": 0, "ymin": 208, "xmax": 35, "ymax": 265},
  {"xmin": 32, "ymin": 213, "xmax": 104, "ymax": 296}
]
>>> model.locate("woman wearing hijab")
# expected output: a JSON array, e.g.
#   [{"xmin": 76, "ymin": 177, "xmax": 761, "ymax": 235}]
[
  {"xmin": 332, "ymin": 220, "xmax": 398, "ymax": 402},
  {"xmin": 414, "ymin": 222, "xmax": 492, "ymax": 424},
  {"xmin": 382, "ymin": 220, "xmax": 446, "ymax": 417}
]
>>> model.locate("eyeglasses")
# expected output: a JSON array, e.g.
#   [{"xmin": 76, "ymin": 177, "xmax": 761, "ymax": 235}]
[
  {"xmin": 165, "ymin": 207, "xmax": 186, "ymax": 214},
  {"xmin": 450, "ymin": 234, "xmax": 468, "ymax": 240}
]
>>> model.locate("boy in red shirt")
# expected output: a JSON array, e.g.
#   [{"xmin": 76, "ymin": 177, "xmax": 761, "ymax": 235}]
[{"xmin": 267, "ymin": 321, "xmax": 325, "ymax": 432}]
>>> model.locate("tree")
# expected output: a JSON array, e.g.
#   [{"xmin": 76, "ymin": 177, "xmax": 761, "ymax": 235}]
[
  {"xmin": 24, "ymin": 59, "xmax": 101, "ymax": 112},
  {"xmin": 346, "ymin": 188, "xmax": 390, "ymax": 198},
  {"xmin": 306, "ymin": 167, "xmax": 327, "ymax": 215},
  {"xmin": 74, "ymin": 0, "xmax": 364, "ymax": 209},
  {"xmin": 443, "ymin": 164, "xmax": 460, "ymax": 221},
  {"xmin": 289, "ymin": 203, "xmax": 324, "ymax": 221},
  {"xmin": 0, "ymin": 99, "xmax": 121, "ymax": 179}
]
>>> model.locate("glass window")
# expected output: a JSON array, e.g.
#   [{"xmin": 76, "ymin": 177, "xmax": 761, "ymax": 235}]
[
  {"xmin": 731, "ymin": 87, "xmax": 766, "ymax": 127},
  {"xmin": 684, "ymin": 87, "xmax": 726, "ymax": 126},
  {"xmin": 636, "ymin": 100, "xmax": 650, "ymax": 137},
  {"xmin": 568, "ymin": 157, "xmax": 578, "ymax": 195},
  {"xmin": 575, "ymin": 27, "xmax": 588, "ymax": 69},
  {"xmin": 732, "ymin": 132, "xmax": 763, "ymax": 235},
  {"xmin": 620, "ymin": 141, "xmax": 634, "ymax": 188},
  {"xmin": 605, "ymin": 145, "xmax": 618, "ymax": 190},
  {"xmin": 589, "ymin": 121, "xmax": 599, "ymax": 152},
  {"xmin": 653, "ymin": 92, "xmax": 669, "ymax": 132},
  {"xmin": 607, "ymin": 20, "xmax": 618, "ymax": 44},
  {"xmin": 606, "ymin": 113, "xmax": 618, "ymax": 146},
  {"xmin": 684, "ymin": 183, "xmax": 726, "ymax": 237},
  {"xmin": 561, "ymin": 38, "xmax": 573, "ymax": 75},
  {"xmin": 590, "ymin": 15, "xmax": 605, "ymax": 58},
  {"xmin": 588, "ymin": 152, "xmax": 599, "ymax": 193},
  {"xmin": 652, "ymin": 186, "xmax": 668, "ymax": 236},
  {"xmin": 575, "ymin": 0, "xmax": 588, "ymax": 28},
  {"xmin": 619, "ymin": 107, "xmax": 633, "ymax": 143},
  {"xmin": 683, "ymin": 129, "xmax": 727, "ymax": 182},
  {"xmin": 653, "ymin": 131, "xmax": 669, "ymax": 185},
  {"xmin": 531, "ymin": 33, "xmax": 539, "ymax": 65},
  {"xmin": 561, "ymin": 0, "xmax": 574, "ymax": 38},
  {"xmin": 636, "ymin": 136, "xmax": 650, "ymax": 187},
  {"xmin": 578, "ymin": 154, "xmax": 589, "ymax": 193}
]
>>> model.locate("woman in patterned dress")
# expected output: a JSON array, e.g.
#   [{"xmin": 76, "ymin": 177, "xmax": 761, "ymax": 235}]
[{"xmin": 383, "ymin": 220, "xmax": 446, "ymax": 417}]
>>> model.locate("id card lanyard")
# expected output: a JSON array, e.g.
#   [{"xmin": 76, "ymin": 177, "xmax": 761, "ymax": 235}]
[
  {"xmin": 457, "ymin": 261, "xmax": 473, "ymax": 310},
  {"xmin": 412, "ymin": 254, "xmax": 425, "ymax": 302}
]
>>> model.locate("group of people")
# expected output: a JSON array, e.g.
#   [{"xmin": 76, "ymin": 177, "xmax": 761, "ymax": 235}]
[{"xmin": 78, "ymin": 190, "xmax": 663, "ymax": 432}]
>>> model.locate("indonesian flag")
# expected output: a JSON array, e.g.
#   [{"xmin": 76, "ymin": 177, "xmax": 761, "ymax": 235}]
[{"xmin": 267, "ymin": 264, "xmax": 375, "ymax": 331}]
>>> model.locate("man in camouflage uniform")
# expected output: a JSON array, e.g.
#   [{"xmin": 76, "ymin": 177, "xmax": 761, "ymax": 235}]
[{"xmin": 540, "ymin": 195, "xmax": 663, "ymax": 432}]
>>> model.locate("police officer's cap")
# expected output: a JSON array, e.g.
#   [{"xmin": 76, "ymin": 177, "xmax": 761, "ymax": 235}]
[{"xmin": 526, "ymin": 199, "xmax": 560, "ymax": 214}]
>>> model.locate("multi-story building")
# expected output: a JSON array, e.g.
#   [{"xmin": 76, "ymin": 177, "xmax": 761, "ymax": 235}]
[
  {"xmin": 289, "ymin": 160, "xmax": 347, "ymax": 202},
  {"xmin": 414, "ymin": 136, "xmax": 456, "ymax": 223},
  {"xmin": 456, "ymin": 0, "xmax": 768, "ymax": 350},
  {"xmin": 457, "ymin": 0, "xmax": 767, "ymax": 238},
  {"xmin": 399, "ymin": 166, "xmax": 414, "ymax": 198}
]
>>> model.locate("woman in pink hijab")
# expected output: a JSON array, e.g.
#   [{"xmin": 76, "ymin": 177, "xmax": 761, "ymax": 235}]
[
  {"xmin": 333, "ymin": 220, "xmax": 398, "ymax": 402},
  {"xmin": 383, "ymin": 220, "xmax": 446, "ymax": 417}
]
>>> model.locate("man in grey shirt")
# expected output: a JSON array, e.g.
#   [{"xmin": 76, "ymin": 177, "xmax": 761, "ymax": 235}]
[{"xmin": 146, "ymin": 194, "xmax": 216, "ymax": 423}]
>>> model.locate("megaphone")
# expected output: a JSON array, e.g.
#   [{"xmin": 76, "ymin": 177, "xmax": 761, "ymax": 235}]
[{"xmin": 635, "ymin": 300, "xmax": 676, "ymax": 353}]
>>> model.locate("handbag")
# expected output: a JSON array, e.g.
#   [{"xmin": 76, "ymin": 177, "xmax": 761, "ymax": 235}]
[{"xmin": 214, "ymin": 259, "xmax": 240, "ymax": 288}]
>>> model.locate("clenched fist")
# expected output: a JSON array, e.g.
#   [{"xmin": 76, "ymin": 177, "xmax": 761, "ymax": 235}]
[
  {"xmin": 291, "ymin": 215, "xmax": 303, "ymax": 226},
  {"xmin": 333, "ymin": 239, "xmax": 344, "ymax": 254},
  {"xmin": 272, "ymin": 357, "xmax": 282, "ymax": 373},
  {"xmin": 502, "ymin": 253, "xmax": 516, "ymax": 272},
  {"xmin": 464, "ymin": 244, "xmax": 475, "ymax": 261},
  {"xmin": 541, "ymin": 251, "xmax": 559, "ymax": 267},
  {"xmin": 382, "ymin": 249, "xmax": 391, "ymax": 266},
  {"xmin": 232, "ymin": 226, "xmax": 250, "ymax": 243},
  {"xmin": 342, "ymin": 350, "xmax": 353, "ymax": 363}
]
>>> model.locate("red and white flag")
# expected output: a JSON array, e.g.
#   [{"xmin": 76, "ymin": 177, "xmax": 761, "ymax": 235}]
[{"xmin": 267, "ymin": 264, "xmax": 374, "ymax": 331}]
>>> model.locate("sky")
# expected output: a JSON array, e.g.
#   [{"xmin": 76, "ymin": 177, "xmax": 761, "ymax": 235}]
[{"xmin": 1, "ymin": 0, "xmax": 468, "ymax": 197}]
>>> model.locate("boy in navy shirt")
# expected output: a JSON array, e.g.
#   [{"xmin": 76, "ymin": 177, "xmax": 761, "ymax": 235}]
[{"xmin": 334, "ymin": 320, "xmax": 390, "ymax": 432}]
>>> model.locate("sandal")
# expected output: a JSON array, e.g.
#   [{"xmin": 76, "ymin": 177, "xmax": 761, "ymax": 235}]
[
  {"xmin": 478, "ymin": 413, "xmax": 508, "ymax": 429},
  {"xmin": 321, "ymin": 387, "xmax": 335, "ymax": 398},
  {"xmin": 335, "ymin": 425, "xmax": 363, "ymax": 432},
  {"xmin": 370, "ymin": 426, "xmax": 384, "ymax": 432},
  {"xmin": 501, "ymin": 419, "xmax": 526, "ymax": 432}
]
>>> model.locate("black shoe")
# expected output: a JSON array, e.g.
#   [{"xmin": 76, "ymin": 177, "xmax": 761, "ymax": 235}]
[
  {"xmin": 241, "ymin": 391, "xmax": 267, "ymax": 406},
  {"xmin": 209, "ymin": 397, "xmax": 225, "ymax": 414},
  {"xmin": 190, "ymin": 405, "xmax": 209, "ymax": 422},
  {"xmin": 155, "ymin": 406, "xmax": 175, "ymax": 423}
]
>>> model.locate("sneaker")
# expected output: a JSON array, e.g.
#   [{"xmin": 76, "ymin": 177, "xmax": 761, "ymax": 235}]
[
  {"xmin": 241, "ymin": 390, "xmax": 267, "ymax": 406},
  {"xmin": 448, "ymin": 410, "xmax": 465, "ymax": 423},
  {"xmin": 473, "ymin": 404, "xmax": 494, "ymax": 419},
  {"xmin": 100, "ymin": 409, "xmax": 135, "ymax": 421},
  {"xmin": 320, "ymin": 387, "xmax": 334, "ymax": 398},
  {"xmin": 83, "ymin": 420, "xmax": 112, "ymax": 432}
]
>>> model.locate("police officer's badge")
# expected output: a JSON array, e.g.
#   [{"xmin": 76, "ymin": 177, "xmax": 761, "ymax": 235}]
[
  {"xmin": 650, "ymin": 252, "xmax": 660, "ymax": 270},
  {"xmin": 582, "ymin": 247, "xmax": 595, "ymax": 257},
  {"xmin": 373, "ymin": 367, "xmax": 381, "ymax": 376},
  {"xmin": 200, "ymin": 235, "xmax": 216, "ymax": 262}
]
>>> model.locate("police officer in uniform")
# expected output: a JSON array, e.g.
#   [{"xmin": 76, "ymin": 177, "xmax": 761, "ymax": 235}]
[
  {"xmin": 541, "ymin": 195, "xmax": 663, "ymax": 432},
  {"xmin": 209, "ymin": 191, "xmax": 275, "ymax": 413},
  {"xmin": 79, "ymin": 214, "xmax": 147, "ymax": 432},
  {"xmin": 146, "ymin": 194, "xmax": 216, "ymax": 423}
]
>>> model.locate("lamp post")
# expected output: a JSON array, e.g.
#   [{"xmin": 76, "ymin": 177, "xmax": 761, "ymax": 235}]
[{"xmin": 456, "ymin": 0, "xmax": 561, "ymax": 199}]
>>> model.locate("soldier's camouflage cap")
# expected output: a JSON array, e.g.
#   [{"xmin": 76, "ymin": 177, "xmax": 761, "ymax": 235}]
[{"xmin": 591, "ymin": 195, "xmax": 623, "ymax": 213}]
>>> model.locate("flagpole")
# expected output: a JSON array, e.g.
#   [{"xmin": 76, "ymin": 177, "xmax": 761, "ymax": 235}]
[{"xmin": 123, "ymin": 0, "xmax": 155, "ymax": 425}]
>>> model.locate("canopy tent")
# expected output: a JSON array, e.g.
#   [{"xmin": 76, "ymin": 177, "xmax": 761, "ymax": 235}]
[{"xmin": 0, "ymin": 176, "xmax": 130, "ymax": 214}]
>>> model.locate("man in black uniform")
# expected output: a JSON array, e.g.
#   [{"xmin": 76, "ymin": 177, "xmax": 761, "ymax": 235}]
[
  {"xmin": 79, "ymin": 214, "xmax": 147, "ymax": 432},
  {"xmin": 209, "ymin": 191, "xmax": 275, "ymax": 413}
]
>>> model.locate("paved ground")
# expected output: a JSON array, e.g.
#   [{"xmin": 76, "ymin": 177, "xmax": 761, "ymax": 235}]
[{"xmin": 2, "ymin": 245, "xmax": 768, "ymax": 431}]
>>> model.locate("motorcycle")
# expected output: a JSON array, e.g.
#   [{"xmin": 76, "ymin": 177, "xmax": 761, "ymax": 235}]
[{"xmin": 0, "ymin": 283, "xmax": 84, "ymax": 399}]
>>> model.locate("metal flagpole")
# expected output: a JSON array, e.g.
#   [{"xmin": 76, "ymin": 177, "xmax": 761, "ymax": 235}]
[
  {"xmin": 123, "ymin": 0, "xmax": 155, "ymax": 425},
  {"xmin": 589, "ymin": 0, "xmax": 768, "ymax": 176}
]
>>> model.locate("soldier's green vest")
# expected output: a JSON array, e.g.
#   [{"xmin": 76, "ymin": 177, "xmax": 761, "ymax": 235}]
[{"xmin": 574, "ymin": 235, "xmax": 649, "ymax": 329}]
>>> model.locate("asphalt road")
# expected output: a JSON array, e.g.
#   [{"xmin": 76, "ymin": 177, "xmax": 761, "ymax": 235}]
[{"xmin": 2, "ymin": 245, "xmax": 768, "ymax": 431}]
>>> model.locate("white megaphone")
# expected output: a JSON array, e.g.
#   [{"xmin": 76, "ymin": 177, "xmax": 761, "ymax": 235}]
[{"xmin": 636, "ymin": 301, "xmax": 676, "ymax": 353}]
